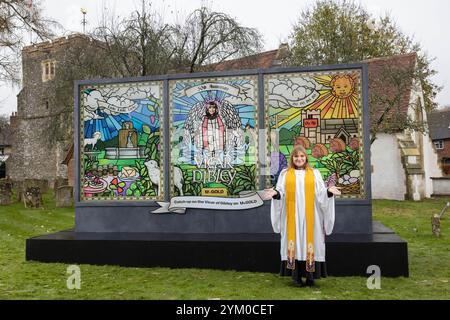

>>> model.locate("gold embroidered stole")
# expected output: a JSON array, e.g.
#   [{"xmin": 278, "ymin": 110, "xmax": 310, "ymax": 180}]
[
  {"xmin": 305, "ymin": 167, "xmax": 315, "ymax": 272},
  {"xmin": 285, "ymin": 167, "xmax": 315, "ymax": 271},
  {"xmin": 285, "ymin": 168, "xmax": 296, "ymax": 270}
]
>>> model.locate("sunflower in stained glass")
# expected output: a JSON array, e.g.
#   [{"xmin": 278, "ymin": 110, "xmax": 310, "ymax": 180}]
[{"xmin": 305, "ymin": 74, "xmax": 359, "ymax": 119}]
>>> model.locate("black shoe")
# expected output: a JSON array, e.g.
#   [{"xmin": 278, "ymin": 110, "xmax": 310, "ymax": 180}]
[
  {"xmin": 305, "ymin": 279, "xmax": 316, "ymax": 287},
  {"xmin": 292, "ymin": 279, "xmax": 305, "ymax": 287}
]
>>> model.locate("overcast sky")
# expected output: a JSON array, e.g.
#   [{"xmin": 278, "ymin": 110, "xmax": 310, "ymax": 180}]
[{"xmin": 1, "ymin": 0, "xmax": 449, "ymax": 116}]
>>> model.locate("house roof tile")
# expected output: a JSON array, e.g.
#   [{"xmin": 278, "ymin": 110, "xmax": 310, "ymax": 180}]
[{"xmin": 427, "ymin": 107, "xmax": 450, "ymax": 140}]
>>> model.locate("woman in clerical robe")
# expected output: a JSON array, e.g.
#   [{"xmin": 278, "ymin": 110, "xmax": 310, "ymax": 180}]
[{"xmin": 264, "ymin": 145, "xmax": 341, "ymax": 287}]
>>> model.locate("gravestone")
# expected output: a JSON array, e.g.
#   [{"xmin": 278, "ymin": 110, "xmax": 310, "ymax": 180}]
[
  {"xmin": 0, "ymin": 178, "xmax": 13, "ymax": 205},
  {"xmin": 23, "ymin": 186, "xmax": 43, "ymax": 209},
  {"xmin": 54, "ymin": 178, "xmax": 69, "ymax": 191},
  {"xmin": 431, "ymin": 214, "xmax": 440, "ymax": 237},
  {"xmin": 16, "ymin": 179, "xmax": 49, "ymax": 202},
  {"xmin": 56, "ymin": 185, "xmax": 73, "ymax": 207}
]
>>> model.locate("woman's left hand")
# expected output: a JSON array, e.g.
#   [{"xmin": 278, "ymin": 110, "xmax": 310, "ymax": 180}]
[
  {"xmin": 328, "ymin": 186, "xmax": 342, "ymax": 195},
  {"xmin": 262, "ymin": 188, "xmax": 278, "ymax": 200}
]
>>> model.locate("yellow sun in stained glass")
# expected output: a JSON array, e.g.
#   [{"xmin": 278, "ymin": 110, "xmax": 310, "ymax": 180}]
[{"xmin": 305, "ymin": 74, "xmax": 359, "ymax": 119}]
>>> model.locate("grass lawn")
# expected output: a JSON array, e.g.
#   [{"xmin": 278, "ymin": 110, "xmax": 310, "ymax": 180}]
[{"xmin": 0, "ymin": 192, "xmax": 449, "ymax": 300}]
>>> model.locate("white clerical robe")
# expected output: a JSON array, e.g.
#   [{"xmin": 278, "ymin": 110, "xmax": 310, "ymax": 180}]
[{"xmin": 270, "ymin": 168, "xmax": 335, "ymax": 262}]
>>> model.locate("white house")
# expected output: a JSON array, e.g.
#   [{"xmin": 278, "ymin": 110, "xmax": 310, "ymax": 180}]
[{"xmin": 367, "ymin": 54, "xmax": 443, "ymax": 200}]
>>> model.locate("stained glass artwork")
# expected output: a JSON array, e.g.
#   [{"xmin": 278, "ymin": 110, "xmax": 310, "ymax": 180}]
[
  {"xmin": 80, "ymin": 81, "xmax": 163, "ymax": 201},
  {"xmin": 170, "ymin": 77, "xmax": 259, "ymax": 197},
  {"xmin": 265, "ymin": 71, "xmax": 364, "ymax": 198}
]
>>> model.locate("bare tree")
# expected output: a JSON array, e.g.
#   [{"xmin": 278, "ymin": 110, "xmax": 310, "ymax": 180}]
[
  {"xmin": 171, "ymin": 6, "xmax": 263, "ymax": 73},
  {"xmin": 0, "ymin": 113, "xmax": 10, "ymax": 146},
  {"xmin": 0, "ymin": 113, "xmax": 8, "ymax": 127},
  {"xmin": 91, "ymin": 1, "xmax": 178, "ymax": 77},
  {"xmin": 90, "ymin": 1, "xmax": 263, "ymax": 76},
  {"xmin": 0, "ymin": 0, "xmax": 60, "ymax": 82}
]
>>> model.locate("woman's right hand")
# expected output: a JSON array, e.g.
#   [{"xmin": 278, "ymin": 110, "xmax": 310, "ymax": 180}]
[
  {"xmin": 328, "ymin": 186, "xmax": 342, "ymax": 196},
  {"xmin": 262, "ymin": 188, "xmax": 278, "ymax": 200}
]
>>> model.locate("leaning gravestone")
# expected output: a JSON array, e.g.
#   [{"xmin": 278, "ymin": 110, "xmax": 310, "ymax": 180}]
[
  {"xmin": 23, "ymin": 186, "xmax": 43, "ymax": 209},
  {"xmin": 17, "ymin": 179, "xmax": 49, "ymax": 202},
  {"xmin": 56, "ymin": 185, "xmax": 73, "ymax": 207}
]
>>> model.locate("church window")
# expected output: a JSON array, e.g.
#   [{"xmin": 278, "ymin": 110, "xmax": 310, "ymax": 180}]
[{"xmin": 41, "ymin": 59, "xmax": 56, "ymax": 82}]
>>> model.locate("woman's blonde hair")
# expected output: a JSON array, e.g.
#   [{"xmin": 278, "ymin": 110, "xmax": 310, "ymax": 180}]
[{"xmin": 288, "ymin": 145, "xmax": 312, "ymax": 170}]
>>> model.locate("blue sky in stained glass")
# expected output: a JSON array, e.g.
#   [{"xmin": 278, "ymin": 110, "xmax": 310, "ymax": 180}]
[{"xmin": 84, "ymin": 99, "xmax": 160, "ymax": 140}]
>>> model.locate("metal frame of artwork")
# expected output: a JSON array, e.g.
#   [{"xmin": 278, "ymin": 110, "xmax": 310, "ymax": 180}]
[{"xmin": 74, "ymin": 63, "xmax": 370, "ymax": 209}]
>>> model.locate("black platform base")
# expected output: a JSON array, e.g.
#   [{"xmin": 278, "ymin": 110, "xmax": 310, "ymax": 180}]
[{"xmin": 26, "ymin": 222, "xmax": 408, "ymax": 277}]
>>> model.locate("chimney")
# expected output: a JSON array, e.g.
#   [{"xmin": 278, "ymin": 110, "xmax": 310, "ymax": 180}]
[
  {"xmin": 273, "ymin": 43, "xmax": 291, "ymax": 66},
  {"xmin": 276, "ymin": 43, "xmax": 290, "ymax": 59},
  {"xmin": 9, "ymin": 112, "xmax": 18, "ymax": 134}
]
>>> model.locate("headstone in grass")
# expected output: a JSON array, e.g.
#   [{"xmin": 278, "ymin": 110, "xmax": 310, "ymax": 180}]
[
  {"xmin": 56, "ymin": 185, "xmax": 73, "ymax": 207},
  {"xmin": 54, "ymin": 178, "xmax": 69, "ymax": 191},
  {"xmin": 23, "ymin": 186, "xmax": 43, "ymax": 209},
  {"xmin": 16, "ymin": 179, "xmax": 49, "ymax": 202},
  {"xmin": 0, "ymin": 177, "xmax": 13, "ymax": 205},
  {"xmin": 432, "ymin": 202, "xmax": 450, "ymax": 237},
  {"xmin": 432, "ymin": 214, "xmax": 441, "ymax": 237}
]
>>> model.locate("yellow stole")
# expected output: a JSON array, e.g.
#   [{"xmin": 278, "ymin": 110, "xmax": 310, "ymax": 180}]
[{"xmin": 285, "ymin": 167, "xmax": 315, "ymax": 272}]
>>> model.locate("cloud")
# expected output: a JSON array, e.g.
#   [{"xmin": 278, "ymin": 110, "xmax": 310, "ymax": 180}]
[
  {"xmin": 268, "ymin": 77, "xmax": 321, "ymax": 109},
  {"xmin": 82, "ymin": 85, "xmax": 157, "ymax": 121}
]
